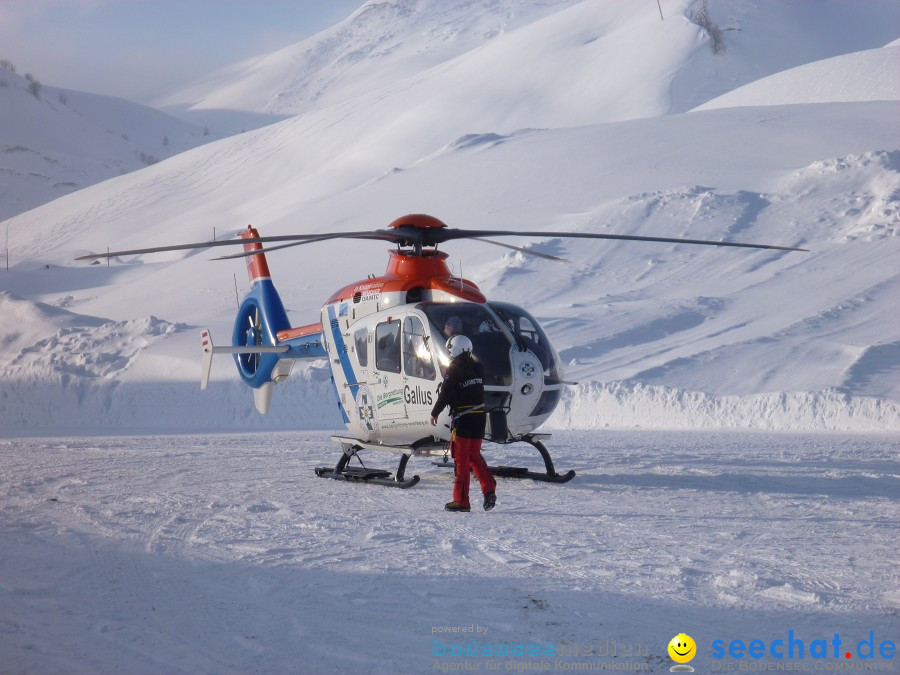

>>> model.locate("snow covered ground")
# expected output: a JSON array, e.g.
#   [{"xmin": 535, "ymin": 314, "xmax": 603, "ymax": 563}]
[{"xmin": 1, "ymin": 430, "xmax": 897, "ymax": 673}]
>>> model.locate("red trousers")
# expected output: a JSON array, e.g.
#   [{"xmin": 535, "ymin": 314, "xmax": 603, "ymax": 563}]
[{"xmin": 452, "ymin": 435, "xmax": 496, "ymax": 507}]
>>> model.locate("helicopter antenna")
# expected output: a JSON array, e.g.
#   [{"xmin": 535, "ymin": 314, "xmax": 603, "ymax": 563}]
[{"xmin": 233, "ymin": 273, "xmax": 240, "ymax": 309}]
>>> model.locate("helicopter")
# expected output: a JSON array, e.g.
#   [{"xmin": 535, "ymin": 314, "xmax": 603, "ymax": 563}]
[{"xmin": 78, "ymin": 214, "xmax": 805, "ymax": 489}]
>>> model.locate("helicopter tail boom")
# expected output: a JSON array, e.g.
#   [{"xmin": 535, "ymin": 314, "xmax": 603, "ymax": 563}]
[{"xmin": 199, "ymin": 228, "xmax": 328, "ymax": 414}]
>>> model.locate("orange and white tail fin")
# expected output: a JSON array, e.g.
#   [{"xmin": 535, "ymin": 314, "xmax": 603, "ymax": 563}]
[{"xmin": 238, "ymin": 226, "xmax": 272, "ymax": 284}]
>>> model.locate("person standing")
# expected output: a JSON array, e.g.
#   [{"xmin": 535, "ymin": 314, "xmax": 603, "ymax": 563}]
[{"xmin": 430, "ymin": 335, "xmax": 497, "ymax": 512}]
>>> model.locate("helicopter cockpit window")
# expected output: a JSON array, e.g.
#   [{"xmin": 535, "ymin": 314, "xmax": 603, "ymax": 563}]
[
  {"xmin": 417, "ymin": 303, "xmax": 513, "ymax": 386},
  {"xmin": 354, "ymin": 327, "xmax": 368, "ymax": 368},
  {"xmin": 402, "ymin": 316, "xmax": 435, "ymax": 380},
  {"xmin": 375, "ymin": 320, "xmax": 401, "ymax": 373},
  {"xmin": 489, "ymin": 302, "xmax": 564, "ymax": 383}
]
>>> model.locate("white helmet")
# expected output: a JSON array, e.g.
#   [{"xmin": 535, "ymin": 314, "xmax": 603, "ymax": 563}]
[{"xmin": 446, "ymin": 335, "xmax": 473, "ymax": 359}]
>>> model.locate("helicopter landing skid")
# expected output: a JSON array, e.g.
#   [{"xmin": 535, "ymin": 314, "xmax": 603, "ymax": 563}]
[
  {"xmin": 432, "ymin": 434, "xmax": 575, "ymax": 483},
  {"xmin": 486, "ymin": 434, "xmax": 575, "ymax": 483},
  {"xmin": 314, "ymin": 440, "xmax": 420, "ymax": 489}
]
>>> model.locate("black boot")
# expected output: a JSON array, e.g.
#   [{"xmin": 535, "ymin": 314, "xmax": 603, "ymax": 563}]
[
  {"xmin": 483, "ymin": 492, "xmax": 496, "ymax": 511},
  {"xmin": 445, "ymin": 501, "xmax": 471, "ymax": 512}
]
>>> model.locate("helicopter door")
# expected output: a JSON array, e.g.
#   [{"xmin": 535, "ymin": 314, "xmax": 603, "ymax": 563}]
[
  {"xmin": 402, "ymin": 316, "xmax": 436, "ymax": 381},
  {"xmin": 373, "ymin": 318, "xmax": 408, "ymax": 420},
  {"xmin": 401, "ymin": 315, "xmax": 437, "ymax": 420}
]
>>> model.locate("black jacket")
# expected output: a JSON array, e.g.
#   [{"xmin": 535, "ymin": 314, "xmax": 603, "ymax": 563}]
[{"xmin": 431, "ymin": 353, "xmax": 486, "ymax": 438}]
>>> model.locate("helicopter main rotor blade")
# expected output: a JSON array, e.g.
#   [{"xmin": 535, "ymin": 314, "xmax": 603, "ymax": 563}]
[
  {"xmin": 210, "ymin": 233, "xmax": 396, "ymax": 260},
  {"xmin": 472, "ymin": 238, "xmax": 571, "ymax": 263},
  {"xmin": 73, "ymin": 231, "xmax": 397, "ymax": 261},
  {"xmin": 75, "ymin": 222, "xmax": 807, "ymax": 262},
  {"xmin": 212, "ymin": 237, "xmax": 333, "ymax": 260},
  {"xmin": 214, "ymin": 232, "xmax": 573, "ymax": 262},
  {"xmin": 433, "ymin": 229, "xmax": 808, "ymax": 252}
]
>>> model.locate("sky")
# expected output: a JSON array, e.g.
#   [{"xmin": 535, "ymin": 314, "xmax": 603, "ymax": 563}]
[{"xmin": 0, "ymin": 0, "xmax": 364, "ymax": 102}]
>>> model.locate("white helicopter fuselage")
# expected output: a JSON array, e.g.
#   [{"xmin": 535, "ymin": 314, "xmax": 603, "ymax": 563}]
[
  {"xmin": 317, "ymin": 250, "xmax": 565, "ymax": 449},
  {"xmin": 201, "ymin": 227, "xmax": 566, "ymax": 456}
]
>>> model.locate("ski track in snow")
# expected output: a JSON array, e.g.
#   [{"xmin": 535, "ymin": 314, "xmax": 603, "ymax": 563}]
[{"xmin": 0, "ymin": 430, "xmax": 897, "ymax": 673}]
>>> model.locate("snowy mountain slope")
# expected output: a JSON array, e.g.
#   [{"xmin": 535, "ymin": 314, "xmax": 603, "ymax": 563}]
[
  {"xmin": 1, "ymin": 101, "xmax": 897, "ymax": 433},
  {"xmin": 0, "ymin": 67, "xmax": 219, "ymax": 221},
  {"xmin": 669, "ymin": 0, "xmax": 900, "ymax": 112},
  {"xmin": 155, "ymin": 0, "xmax": 587, "ymax": 115},
  {"xmin": 159, "ymin": 0, "xmax": 900, "ymax": 121},
  {"xmin": 157, "ymin": 0, "xmax": 703, "ymax": 145},
  {"xmin": 695, "ymin": 44, "xmax": 900, "ymax": 110},
  {"xmin": 1, "ymin": 1, "xmax": 899, "ymax": 434}
]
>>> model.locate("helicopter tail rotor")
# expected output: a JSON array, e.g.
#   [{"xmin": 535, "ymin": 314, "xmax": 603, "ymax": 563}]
[{"xmin": 230, "ymin": 226, "xmax": 292, "ymax": 389}]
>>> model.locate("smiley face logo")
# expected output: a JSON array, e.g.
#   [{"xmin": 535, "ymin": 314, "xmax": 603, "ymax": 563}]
[{"xmin": 668, "ymin": 633, "xmax": 696, "ymax": 664}]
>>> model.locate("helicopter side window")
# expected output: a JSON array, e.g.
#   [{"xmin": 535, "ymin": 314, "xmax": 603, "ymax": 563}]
[
  {"xmin": 354, "ymin": 327, "xmax": 368, "ymax": 368},
  {"xmin": 402, "ymin": 316, "xmax": 435, "ymax": 380},
  {"xmin": 374, "ymin": 320, "xmax": 401, "ymax": 374},
  {"xmin": 516, "ymin": 316, "xmax": 539, "ymax": 343}
]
